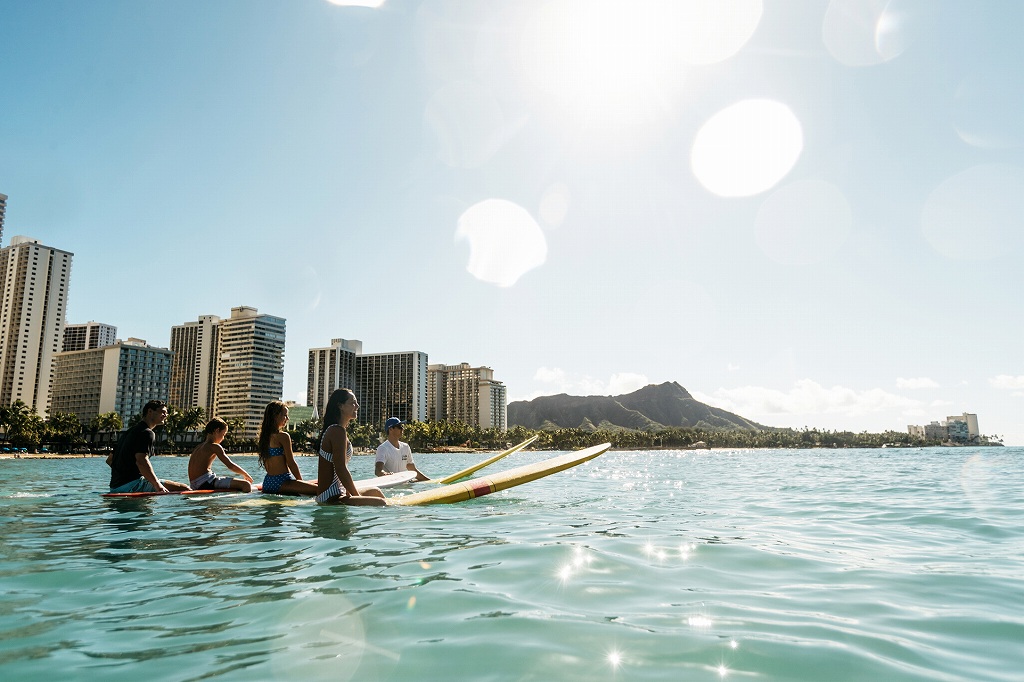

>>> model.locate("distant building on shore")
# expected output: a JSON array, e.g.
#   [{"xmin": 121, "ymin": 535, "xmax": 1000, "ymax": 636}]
[
  {"xmin": 50, "ymin": 338, "xmax": 172, "ymax": 424},
  {"xmin": 211, "ymin": 306, "xmax": 286, "ymax": 439},
  {"xmin": 0, "ymin": 193, "xmax": 7, "ymax": 245},
  {"xmin": 356, "ymin": 350, "xmax": 428, "ymax": 429},
  {"xmin": 0, "ymin": 236, "xmax": 72, "ymax": 417},
  {"xmin": 427, "ymin": 363, "xmax": 507, "ymax": 431},
  {"xmin": 307, "ymin": 338, "xmax": 427, "ymax": 430},
  {"xmin": 62, "ymin": 321, "xmax": 117, "ymax": 352},
  {"xmin": 169, "ymin": 314, "xmax": 220, "ymax": 415},
  {"xmin": 307, "ymin": 338, "xmax": 360, "ymax": 418},
  {"xmin": 908, "ymin": 413, "xmax": 980, "ymax": 444}
]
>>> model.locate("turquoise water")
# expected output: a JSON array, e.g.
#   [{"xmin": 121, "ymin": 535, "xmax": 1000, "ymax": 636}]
[{"xmin": 1, "ymin": 447, "xmax": 1022, "ymax": 681}]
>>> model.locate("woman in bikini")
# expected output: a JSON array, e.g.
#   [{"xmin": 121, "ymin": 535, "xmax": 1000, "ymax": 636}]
[
  {"xmin": 316, "ymin": 388, "xmax": 386, "ymax": 506},
  {"xmin": 258, "ymin": 401, "xmax": 318, "ymax": 496}
]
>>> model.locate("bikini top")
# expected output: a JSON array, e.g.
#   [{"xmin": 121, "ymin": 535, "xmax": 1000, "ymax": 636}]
[
  {"xmin": 318, "ymin": 426, "xmax": 352, "ymax": 463},
  {"xmin": 265, "ymin": 446, "xmax": 284, "ymax": 458}
]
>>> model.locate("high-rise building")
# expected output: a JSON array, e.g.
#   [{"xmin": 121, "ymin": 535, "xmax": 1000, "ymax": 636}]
[
  {"xmin": 947, "ymin": 413, "xmax": 979, "ymax": 441},
  {"xmin": 307, "ymin": 339, "xmax": 427, "ymax": 429},
  {"xmin": 307, "ymin": 338, "xmax": 361, "ymax": 418},
  {"xmin": 212, "ymin": 306, "xmax": 286, "ymax": 438},
  {"xmin": 50, "ymin": 338, "xmax": 172, "ymax": 424},
  {"xmin": 62, "ymin": 321, "xmax": 117, "ymax": 352},
  {"xmin": 354, "ymin": 350, "xmax": 428, "ymax": 429},
  {"xmin": 169, "ymin": 315, "xmax": 220, "ymax": 414},
  {"xmin": 0, "ymin": 236, "xmax": 73, "ymax": 416},
  {"xmin": 0, "ymin": 193, "xmax": 7, "ymax": 245},
  {"xmin": 427, "ymin": 363, "xmax": 507, "ymax": 431}
]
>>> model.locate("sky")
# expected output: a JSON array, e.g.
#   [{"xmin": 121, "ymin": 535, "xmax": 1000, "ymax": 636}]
[{"xmin": 2, "ymin": 0, "xmax": 1023, "ymax": 443}]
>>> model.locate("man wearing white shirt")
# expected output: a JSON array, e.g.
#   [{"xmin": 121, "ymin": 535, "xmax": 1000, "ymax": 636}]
[{"xmin": 375, "ymin": 417, "xmax": 430, "ymax": 481}]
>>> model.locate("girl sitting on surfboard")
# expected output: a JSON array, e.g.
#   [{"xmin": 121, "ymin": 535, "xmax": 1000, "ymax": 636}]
[
  {"xmin": 258, "ymin": 401, "xmax": 318, "ymax": 496},
  {"xmin": 315, "ymin": 388, "xmax": 386, "ymax": 506}
]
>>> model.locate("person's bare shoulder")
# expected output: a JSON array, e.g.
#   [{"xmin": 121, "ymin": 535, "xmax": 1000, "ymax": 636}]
[{"xmin": 189, "ymin": 441, "xmax": 216, "ymax": 462}]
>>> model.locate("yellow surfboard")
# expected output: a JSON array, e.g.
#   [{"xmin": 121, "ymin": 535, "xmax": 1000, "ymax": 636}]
[
  {"xmin": 388, "ymin": 442, "xmax": 610, "ymax": 506},
  {"xmin": 433, "ymin": 434, "xmax": 539, "ymax": 485}
]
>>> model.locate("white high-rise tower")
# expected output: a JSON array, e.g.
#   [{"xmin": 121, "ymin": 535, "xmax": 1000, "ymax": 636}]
[{"xmin": 0, "ymin": 236, "xmax": 73, "ymax": 416}]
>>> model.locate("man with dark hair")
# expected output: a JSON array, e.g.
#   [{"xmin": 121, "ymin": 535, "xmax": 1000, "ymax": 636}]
[
  {"xmin": 108, "ymin": 400, "xmax": 190, "ymax": 493},
  {"xmin": 375, "ymin": 417, "xmax": 430, "ymax": 481}
]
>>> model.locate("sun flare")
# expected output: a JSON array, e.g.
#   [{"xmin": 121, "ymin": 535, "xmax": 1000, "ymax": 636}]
[{"xmin": 516, "ymin": 0, "xmax": 762, "ymax": 131}]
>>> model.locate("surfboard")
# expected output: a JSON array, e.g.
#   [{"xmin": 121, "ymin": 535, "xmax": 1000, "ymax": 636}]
[
  {"xmin": 387, "ymin": 442, "xmax": 610, "ymax": 506},
  {"xmin": 355, "ymin": 470, "xmax": 417, "ymax": 488},
  {"xmin": 433, "ymin": 434, "xmax": 539, "ymax": 485},
  {"xmin": 255, "ymin": 471, "xmax": 415, "ymax": 493},
  {"xmin": 102, "ymin": 489, "xmax": 225, "ymax": 498}
]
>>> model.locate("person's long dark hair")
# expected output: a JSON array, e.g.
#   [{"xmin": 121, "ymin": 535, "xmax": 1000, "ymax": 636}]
[
  {"xmin": 318, "ymin": 388, "xmax": 354, "ymax": 450},
  {"xmin": 258, "ymin": 400, "xmax": 287, "ymax": 468}
]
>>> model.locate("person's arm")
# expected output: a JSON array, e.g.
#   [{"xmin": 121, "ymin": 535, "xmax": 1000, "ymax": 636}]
[
  {"xmin": 407, "ymin": 463, "xmax": 430, "ymax": 481},
  {"xmin": 404, "ymin": 444, "xmax": 430, "ymax": 481},
  {"xmin": 217, "ymin": 447, "xmax": 253, "ymax": 482},
  {"xmin": 374, "ymin": 444, "xmax": 391, "ymax": 476},
  {"xmin": 278, "ymin": 433, "xmax": 303, "ymax": 480},
  {"xmin": 135, "ymin": 452, "xmax": 168, "ymax": 493},
  {"xmin": 333, "ymin": 431, "xmax": 361, "ymax": 496}
]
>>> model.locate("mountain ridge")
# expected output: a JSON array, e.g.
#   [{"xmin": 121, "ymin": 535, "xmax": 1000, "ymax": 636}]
[{"xmin": 507, "ymin": 381, "xmax": 765, "ymax": 432}]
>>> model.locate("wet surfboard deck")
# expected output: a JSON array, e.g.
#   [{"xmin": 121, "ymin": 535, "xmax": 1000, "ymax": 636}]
[{"xmin": 387, "ymin": 443, "xmax": 611, "ymax": 506}]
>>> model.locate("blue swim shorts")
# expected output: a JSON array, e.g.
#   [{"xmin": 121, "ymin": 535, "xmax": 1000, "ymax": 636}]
[
  {"xmin": 110, "ymin": 478, "xmax": 157, "ymax": 494},
  {"xmin": 262, "ymin": 472, "xmax": 295, "ymax": 494}
]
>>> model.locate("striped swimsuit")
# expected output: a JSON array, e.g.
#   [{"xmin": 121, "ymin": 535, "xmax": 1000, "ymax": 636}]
[{"xmin": 315, "ymin": 437, "xmax": 352, "ymax": 504}]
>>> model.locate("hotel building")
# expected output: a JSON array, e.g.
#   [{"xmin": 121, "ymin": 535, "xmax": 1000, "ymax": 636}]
[
  {"xmin": 947, "ymin": 413, "xmax": 979, "ymax": 441},
  {"xmin": 0, "ymin": 193, "xmax": 6, "ymax": 244},
  {"xmin": 50, "ymin": 338, "xmax": 172, "ymax": 424},
  {"xmin": 169, "ymin": 314, "xmax": 220, "ymax": 414},
  {"xmin": 307, "ymin": 338, "xmax": 361, "ymax": 418},
  {"xmin": 908, "ymin": 413, "xmax": 981, "ymax": 444},
  {"xmin": 427, "ymin": 363, "xmax": 507, "ymax": 431},
  {"xmin": 0, "ymin": 236, "xmax": 72, "ymax": 416},
  {"xmin": 211, "ymin": 306, "xmax": 286, "ymax": 439},
  {"xmin": 62, "ymin": 321, "xmax": 117, "ymax": 352},
  {"xmin": 355, "ymin": 350, "xmax": 429, "ymax": 428},
  {"xmin": 307, "ymin": 339, "xmax": 428, "ymax": 429}
]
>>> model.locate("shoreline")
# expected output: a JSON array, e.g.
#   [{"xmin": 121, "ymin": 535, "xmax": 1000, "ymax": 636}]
[{"xmin": 0, "ymin": 442, "xmax": 1007, "ymax": 460}]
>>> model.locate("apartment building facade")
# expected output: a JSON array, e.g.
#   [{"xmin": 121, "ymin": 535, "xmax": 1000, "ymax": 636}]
[
  {"xmin": 62, "ymin": 321, "xmax": 117, "ymax": 352},
  {"xmin": 426, "ymin": 362, "xmax": 507, "ymax": 431},
  {"xmin": 211, "ymin": 306, "xmax": 286, "ymax": 438},
  {"xmin": 306, "ymin": 338, "xmax": 361, "ymax": 418},
  {"xmin": 50, "ymin": 338, "xmax": 172, "ymax": 424},
  {"xmin": 169, "ymin": 314, "xmax": 220, "ymax": 414},
  {"xmin": 0, "ymin": 236, "xmax": 72, "ymax": 416}
]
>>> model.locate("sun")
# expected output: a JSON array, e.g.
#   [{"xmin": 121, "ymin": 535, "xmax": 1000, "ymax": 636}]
[{"xmin": 515, "ymin": 0, "xmax": 763, "ymax": 131}]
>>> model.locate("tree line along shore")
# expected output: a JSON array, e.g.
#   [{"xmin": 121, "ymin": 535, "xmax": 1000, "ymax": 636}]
[{"xmin": 0, "ymin": 398, "xmax": 998, "ymax": 456}]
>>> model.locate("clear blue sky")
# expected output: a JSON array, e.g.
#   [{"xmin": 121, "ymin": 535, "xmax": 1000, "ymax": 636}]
[{"xmin": 3, "ymin": 0, "xmax": 1023, "ymax": 443}]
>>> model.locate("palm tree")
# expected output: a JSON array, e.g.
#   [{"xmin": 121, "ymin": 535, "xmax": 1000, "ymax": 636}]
[
  {"xmin": 222, "ymin": 416, "xmax": 247, "ymax": 450},
  {"xmin": 46, "ymin": 412, "xmax": 83, "ymax": 453},
  {"xmin": 93, "ymin": 412, "xmax": 123, "ymax": 447},
  {"xmin": 163, "ymin": 406, "xmax": 205, "ymax": 453},
  {"xmin": 289, "ymin": 417, "xmax": 320, "ymax": 452},
  {"xmin": 6, "ymin": 400, "xmax": 42, "ymax": 449}
]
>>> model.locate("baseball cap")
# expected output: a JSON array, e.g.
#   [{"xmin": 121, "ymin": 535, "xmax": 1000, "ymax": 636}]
[{"xmin": 384, "ymin": 417, "xmax": 405, "ymax": 430}]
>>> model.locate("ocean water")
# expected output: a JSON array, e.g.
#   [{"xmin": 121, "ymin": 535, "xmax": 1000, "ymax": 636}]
[{"xmin": 0, "ymin": 447, "xmax": 1022, "ymax": 681}]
